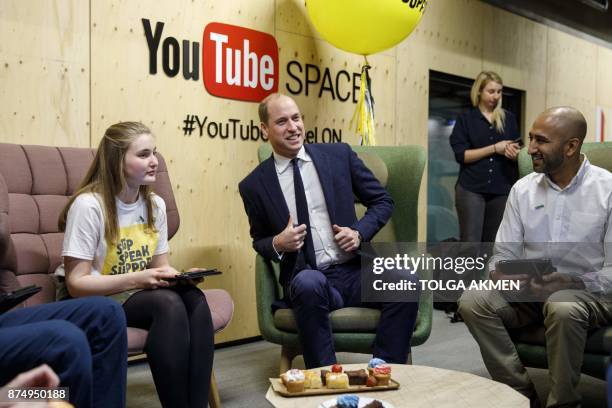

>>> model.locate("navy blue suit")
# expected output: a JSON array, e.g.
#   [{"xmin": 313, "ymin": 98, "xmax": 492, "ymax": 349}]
[{"xmin": 239, "ymin": 143, "xmax": 419, "ymax": 368}]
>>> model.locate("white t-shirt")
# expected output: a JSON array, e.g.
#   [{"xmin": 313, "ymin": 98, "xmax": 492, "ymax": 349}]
[{"xmin": 56, "ymin": 192, "xmax": 169, "ymax": 282}]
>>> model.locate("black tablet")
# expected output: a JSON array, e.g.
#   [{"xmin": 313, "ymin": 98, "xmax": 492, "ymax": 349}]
[
  {"xmin": 0, "ymin": 285, "xmax": 42, "ymax": 314},
  {"xmin": 496, "ymin": 259, "xmax": 555, "ymax": 279},
  {"xmin": 167, "ymin": 269, "xmax": 222, "ymax": 281}
]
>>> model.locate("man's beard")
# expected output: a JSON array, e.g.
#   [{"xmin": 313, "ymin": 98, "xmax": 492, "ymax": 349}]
[{"xmin": 533, "ymin": 149, "xmax": 564, "ymax": 174}]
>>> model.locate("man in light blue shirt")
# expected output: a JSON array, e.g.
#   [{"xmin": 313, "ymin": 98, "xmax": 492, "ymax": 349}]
[{"xmin": 459, "ymin": 106, "xmax": 612, "ymax": 408}]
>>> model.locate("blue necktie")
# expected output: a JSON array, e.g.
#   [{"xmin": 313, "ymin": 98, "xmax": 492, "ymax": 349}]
[{"xmin": 291, "ymin": 158, "xmax": 317, "ymax": 270}]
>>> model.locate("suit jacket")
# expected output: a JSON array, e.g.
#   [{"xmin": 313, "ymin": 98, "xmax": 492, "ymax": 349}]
[{"xmin": 239, "ymin": 143, "xmax": 394, "ymax": 287}]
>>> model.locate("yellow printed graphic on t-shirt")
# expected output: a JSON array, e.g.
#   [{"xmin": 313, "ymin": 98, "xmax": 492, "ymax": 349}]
[{"xmin": 102, "ymin": 223, "xmax": 158, "ymax": 275}]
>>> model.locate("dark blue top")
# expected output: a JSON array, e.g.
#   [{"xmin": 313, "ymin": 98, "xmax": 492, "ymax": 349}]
[{"xmin": 449, "ymin": 108, "xmax": 519, "ymax": 195}]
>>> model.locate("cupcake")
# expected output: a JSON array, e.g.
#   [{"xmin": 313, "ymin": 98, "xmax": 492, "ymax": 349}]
[
  {"xmin": 373, "ymin": 364, "xmax": 391, "ymax": 386},
  {"xmin": 367, "ymin": 358, "xmax": 386, "ymax": 375},
  {"xmin": 334, "ymin": 394, "xmax": 359, "ymax": 408},
  {"xmin": 280, "ymin": 369, "xmax": 305, "ymax": 393}
]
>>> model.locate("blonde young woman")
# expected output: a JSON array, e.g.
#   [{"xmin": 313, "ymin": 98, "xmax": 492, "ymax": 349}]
[
  {"xmin": 56, "ymin": 122, "xmax": 214, "ymax": 408},
  {"xmin": 449, "ymin": 71, "xmax": 521, "ymax": 242}
]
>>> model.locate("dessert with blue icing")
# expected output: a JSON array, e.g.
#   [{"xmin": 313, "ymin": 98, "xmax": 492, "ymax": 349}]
[
  {"xmin": 332, "ymin": 394, "xmax": 385, "ymax": 408},
  {"xmin": 332, "ymin": 394, "xmax": 359, "ymax": 408},
  {"xmin": 367, "ymin": 358, "xmax": 386, "ymax": 375}
]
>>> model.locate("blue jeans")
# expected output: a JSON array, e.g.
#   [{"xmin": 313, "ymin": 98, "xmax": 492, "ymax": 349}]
[{"xmin": 0, "ymin": 297, "xmax": 127, "ymax": 408}]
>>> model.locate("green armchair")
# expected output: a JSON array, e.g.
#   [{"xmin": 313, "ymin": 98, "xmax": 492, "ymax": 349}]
[
  {"xmin": 255, "ymin": 144, "xmax": 432, "ymax": 373},
  {"xmin": 513, "ymin": 142, "xmax": 612, "ymax": 379}
]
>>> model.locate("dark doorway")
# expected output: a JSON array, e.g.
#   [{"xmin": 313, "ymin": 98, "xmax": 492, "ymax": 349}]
[{"xmin": 427, "ymin": 70, "xmax": 524, "ymax": 243}]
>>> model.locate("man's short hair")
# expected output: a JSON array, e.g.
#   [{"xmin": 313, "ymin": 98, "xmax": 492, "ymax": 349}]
[{"xmin": 258, "ymin": 93, "xmax": 285, "ymax": 124}]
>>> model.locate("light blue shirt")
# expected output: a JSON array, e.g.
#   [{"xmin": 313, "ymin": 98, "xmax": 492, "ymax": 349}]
[{"xmin": 491, "ymin": 155, "xmax": 612, "ymax": 293}]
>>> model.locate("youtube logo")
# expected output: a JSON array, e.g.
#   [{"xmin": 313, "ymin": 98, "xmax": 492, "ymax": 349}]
[
  {"xmin": 203, "ymin": 23, "xmax": 279, "ymax": 102},
  {"xmin": 143, "ymin": 19, "xmax": 279, "ymax": 103}
]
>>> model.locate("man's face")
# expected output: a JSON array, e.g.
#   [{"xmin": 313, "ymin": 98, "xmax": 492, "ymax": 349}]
[
  {"xmin": 261, "ymin": 96, "xmax": 304, "ymax": 158},
  {"xmin": 528, "ymin": 115, "xmax": 566, "ymax": 174}
]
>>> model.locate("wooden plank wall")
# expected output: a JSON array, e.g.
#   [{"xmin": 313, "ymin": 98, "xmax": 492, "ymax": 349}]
[
  {"xmin": 0, "ymin": 0, "xmax": 89, "ymax": 147},
  {"xmin": 2, "ymin": 0, "xmax": 612, "ymax": 342}
]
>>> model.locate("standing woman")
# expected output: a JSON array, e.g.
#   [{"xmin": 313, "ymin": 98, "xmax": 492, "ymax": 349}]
[
  {"xmin": 450, "ymin": 71, "xmax": 521, "ymax": 243},
  {"xmin": 56, "ymin": 122, "xmax": 214, "ymax": 408}
]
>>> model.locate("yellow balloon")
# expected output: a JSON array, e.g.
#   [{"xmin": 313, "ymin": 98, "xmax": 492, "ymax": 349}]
[{"xmin": 306, "ymin": 0, "xmax": 428, "ymax": 55}]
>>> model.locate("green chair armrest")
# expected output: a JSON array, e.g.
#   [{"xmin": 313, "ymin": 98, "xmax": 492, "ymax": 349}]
[{"xmin": 256, "ymin": 255, "xmax": 297, "ymax": 345}]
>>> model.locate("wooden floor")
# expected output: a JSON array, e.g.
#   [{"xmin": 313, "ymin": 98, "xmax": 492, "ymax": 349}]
[{"xmin": 126, "ymin": 310, "xmax": 607, "ymax": 407}]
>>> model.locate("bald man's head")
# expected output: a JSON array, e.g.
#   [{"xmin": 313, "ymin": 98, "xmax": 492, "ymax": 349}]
[
  {"xmin": 537, "ymin": 106, "xmax": 587, "ymax": 145},
  {"xmin": 528, "ymin": 106, "xmax": 586, "ymax": 175}
]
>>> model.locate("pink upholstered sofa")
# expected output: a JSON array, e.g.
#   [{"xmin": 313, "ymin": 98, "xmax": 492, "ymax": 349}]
[{"xmin": 0, "ymin": 143, "xmax": 233, "ymax": 407}]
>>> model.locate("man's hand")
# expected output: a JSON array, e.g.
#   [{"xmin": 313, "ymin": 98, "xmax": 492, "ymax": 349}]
[
  {"xmin": 490, "ymin": 269, "xmax": 530, "ymax": 290},
  {"xmin": 529, "ymin": 272, "xmax": 585, "ymax": 299},
  {"xmin": 332, "ymin": 224, "xmax": 361, "ymax": 252},
  {"xmin": 273, "ymin": 216, "xmax": 307, "ymax": 253}
]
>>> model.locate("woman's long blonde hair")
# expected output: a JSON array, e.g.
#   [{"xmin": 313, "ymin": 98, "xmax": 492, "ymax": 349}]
[
  {"xmin": 59, "ymin": 122, "xmax": 157, "ymax": 243},
  {"xmin": 470, "ymin": 71, "xmax": 506, "ymax": 133}
]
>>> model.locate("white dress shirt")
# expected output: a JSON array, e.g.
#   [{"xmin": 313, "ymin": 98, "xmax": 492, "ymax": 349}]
[
  {"xmin": 273, "ymin": 146, "xmax": 354, "ymax": 269},
  {"xmin": 491, "ymin": 155, "xmax": 612, "ymax": 293}
]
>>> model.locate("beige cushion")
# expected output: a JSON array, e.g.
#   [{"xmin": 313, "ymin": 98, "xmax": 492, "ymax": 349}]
[
  {"xmin": 355, "ymin": 204, "xmax": 396, "ymax": 242},
  {"xmin": 274, "ymin": 307, "xmax": 381, "ymax": 333},
  {"xmin": 353, "ymin": 152, "xmax": 395, "ymax": 242},
  {"xmin": 356, "ymin": 152, "xmax": 388, "ymax": 187}
]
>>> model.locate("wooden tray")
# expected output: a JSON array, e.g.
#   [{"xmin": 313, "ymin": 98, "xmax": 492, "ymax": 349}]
[{"xmin": 269, "ymin": 377, "xmax": 400, "ymax": 397}]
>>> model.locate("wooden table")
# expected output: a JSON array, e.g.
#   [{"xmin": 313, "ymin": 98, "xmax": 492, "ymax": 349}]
[{"xmin": 265, "ymin": 364, "xmax": 528, "ymax": 407}]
